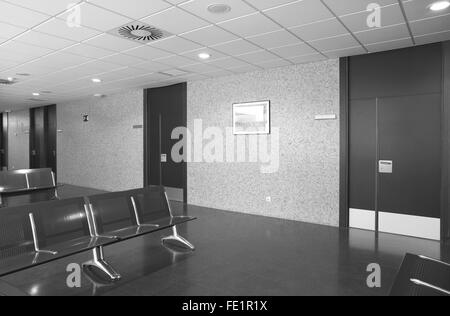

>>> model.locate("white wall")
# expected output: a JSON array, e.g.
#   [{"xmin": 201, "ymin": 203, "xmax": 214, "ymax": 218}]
[
  {"xmin": 187, "ymin": 60, "xmax": 341, "ymax": 226},
  {"xmin": 57, "ymin": 89, "xmax": 144, "ymax": 191},
  {"xmin": 7, "ymin": 110, "xmax": 29, "ymax": 170}
]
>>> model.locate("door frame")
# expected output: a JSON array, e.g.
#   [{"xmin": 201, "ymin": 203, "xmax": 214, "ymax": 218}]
[{"xmin": 339, "ymin": 42, "xmax": 450, "ymax": 243}]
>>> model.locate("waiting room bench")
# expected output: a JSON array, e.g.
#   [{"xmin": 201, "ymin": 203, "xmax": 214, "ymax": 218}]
[
  {"xmin": 0, "ymin": 186, "xmax": 195, "ymax": 282},
  {"xmin": 0, "ymin": 168, "xmax": 58, "ymax": 206}
]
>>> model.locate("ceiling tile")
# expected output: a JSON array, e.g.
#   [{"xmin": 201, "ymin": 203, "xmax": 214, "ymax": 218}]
[
  {"xmin": 288, "ymin": 53, "xmax": 326, "ymax": 64},
  {"xmin": 207, "ymin": 57, "xmax": 251, "ymax": 69},
  {"xmin": 181, "ymin": 25, "xmax": 238, "ymax": 46},
  {"xmin": 57, "ymin": 3, "xmax": 132, "ymax": 32},
  {"xmin": 180, "ymin": 62, "xmax": 221, "ymax": 74},
  {"xmin": 290, "ymin": 18, "xmax": 349, "ymax": 41},
  {"xmin": 310, "ymin": 33, "xmax": 361, "ymax": 51},
  {"xmin": 180, "ymin": 0, "xmax": 255, "ymax": 23},
  {"xmin": 83, "ymin": 33, "xmax": 143, "ymax": 52},
  {"xmin": 148, "ymin": 36, "xmax": 202, "ymax": 54},
  {"xmin": 410, "ymin": 14, "xmax": 450, "ymax": 36},
  {"xmin": 0, "ymin": 58, "xmax": 19, "ymax": 71},
  {"xmin": 0, "ymin": 22, "xmax": 26, "ymax": 39},
  {"xmin": 62, "ymin": 43, "xmax": 115, "ymax": 59},
  {"xmin": 322, "ymin": 0, "xmax": 398, "ymax": 16},
  {"xmin": 35, "ymin": 18, "xmax": 101, "ymax": 42},
  {"xmin": 211, "ymin": 39, "xmax": 261, "ymax": 55},
  {"xmin": 4, "ymin": 0, "xmax": 82, "ymax": 16},
  {"xmin": 90, "ymin": 66, "xmax": 150, "ymax": 82},
  {"xmin": 247, "ymin": 29, "xmax": 301, "ymax": 49},
  {"xmin": 264, "ymin": 0, "xmax": 333, "ymax": 28},
  {"xmin": 204, "ymin": 69, "xmax": 234, "ymax": 77},
  {"xmin": 245, "ymin": 0, "xmax": 298, "ymax": 11},
  {"xmin": 219, "ymin": 12, "xmax": 281, "ymax": 38},
  {"xmin": 403, "ymin": 0, "xmax": 450, "ymax": 22},
  {"xmin": 229, "ymin": 64, "xmax": 260, "ymax": 73},
  {"xmin": 269, "ymin": 43, "xmax": 317, "ymax": 58},
  {"xmin": 35, "ymin": 51, "xmax": 93, "ymax": 70},
  {"xmin": 324, "ymin": 46, "xmax": 366, "ymax": 58},
  {"xmin": 257, "ymin": 58, "xmax": 291, "ymax": 68},
  {"xmin": 100, "ymin": 53, "xmax": 146, "ymax": 67},
  {"xmin": 340, "ymin": 4, "xmax": 405, "ymax": 33},
  {"xmin": 415, "ymin": 30, "xmax": 450, "ymax": 45},
  {"xmin": 88, "ymin": 0, "xmax": 171, "ymax": 20},
  {"xmin": 133, "ymin": 60, "xmax": 172, "ymax": 72},
  {"xmin": 141, "ymin": 7, "xmax": 209, "ymax": 34},
  {"xmin": 14, "ymin": 30, "xmax": 76, "ymax": 50},
  {"xmin": 180, "ymin": 48, "xmax": 228, "ymax": 62},
  {"xmin": 154, "ymin": 55, "xmax": 196, "ymax": 67},
  {"xmin": 237, "ymin": 50, "xmax": 280, "ymax": 63},
  {"xmin": 124, "ymin": 45, "xmax": 170, "ymax": 60},
  {"xmin": 366, "ymin": 37, "xmax": 413, "ymax": 53},
  {"xmin": 354, "ymin": 23, "xmax": 411, "ymax": 45},
  {"xmin": 0, "ymin": 41, "xmax": 53, "ymax": 63},
  {"xmin": 0, "ymin": 1, "xmax": 50, "ymax": 28},
  {"xmin": 1, "ymin": 61, "xmax": 55, "ymax": 77},
  {"xmin": 79, "ymin": 60, "xmax": 125, "ymax": 72}
]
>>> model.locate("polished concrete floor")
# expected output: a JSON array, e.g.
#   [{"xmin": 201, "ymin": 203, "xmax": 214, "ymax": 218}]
[{"xmin": 1, "ymin": 196, "xmax": 449, "ymax": 296}]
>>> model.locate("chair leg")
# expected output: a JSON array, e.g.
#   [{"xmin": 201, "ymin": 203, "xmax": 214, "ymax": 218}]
[
  {"xmin": 82, "ymin": 246, "xmax": 121, "ymax": 281},
  {"xmin": 162, "ymin": 226, "xmax": 195, "ymax": 251}
]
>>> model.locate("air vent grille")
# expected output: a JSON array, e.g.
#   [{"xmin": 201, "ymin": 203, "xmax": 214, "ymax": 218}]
[{"xmin": 110, "ymin": 22, "xmax": 171, "ymax": 43}]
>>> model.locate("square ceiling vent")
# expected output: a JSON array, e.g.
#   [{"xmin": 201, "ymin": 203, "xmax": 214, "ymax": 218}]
[{"xmin": 109, "ymin": 22, "xmax": 171, "ymax": 44}]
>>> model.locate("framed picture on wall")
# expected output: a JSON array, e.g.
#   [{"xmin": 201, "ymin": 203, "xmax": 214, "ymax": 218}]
[{"xmin": 233, "ymin": 101, "xmax": 271, "ymax": 135}]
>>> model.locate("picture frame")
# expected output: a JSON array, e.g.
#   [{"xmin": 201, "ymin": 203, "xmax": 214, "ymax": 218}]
[{"xmin": 232, "ymin": 101, "xmax": 271, "ymax": 135}]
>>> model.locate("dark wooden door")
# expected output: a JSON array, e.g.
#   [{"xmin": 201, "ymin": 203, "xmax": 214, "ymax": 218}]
[{"xmin": 30, "ymin": 105, "xmax": 57, "ymax": 176}]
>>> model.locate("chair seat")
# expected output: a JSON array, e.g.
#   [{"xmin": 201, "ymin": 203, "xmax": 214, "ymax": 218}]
[
  {"xmin": 0, "ymin": 250, "xmax": 53, "ymax": 278},
  {"xmin": 142, "ymin": 216, "xmax": 195, "ymax": 229},
  {"xmin": 42, "ymin": 236, "xmax": 116, "ymax": 256},
  {"xmin": 103, "ymin": 225, "xmax": 158, "ymax": 240}
]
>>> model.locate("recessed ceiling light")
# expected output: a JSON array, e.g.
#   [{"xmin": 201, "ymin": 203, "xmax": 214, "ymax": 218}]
[
  {"xmin": 198, "ymin": 53, "xmax": 211, "ymax": 60},
  {"xmin": 207, "ymin": 4, "xmax": 232, "ymax": 14},
  {"xmin": 32, "ymin": 92, "xmax": 40, "ymax": 96},
  {"xmin": 94, "ymin": 94, "xmax": 106, "ymax": 98},
  {"xmin": 7, "ymin": 77, "xmax": 14, "ymax": 82},
  {"xmin": 92, "ymin": 78, "xmax": 102, "ymax": 83},
  {"xmin": 430, "ymin": 1, "xmax": 450, "ymax": 11}
]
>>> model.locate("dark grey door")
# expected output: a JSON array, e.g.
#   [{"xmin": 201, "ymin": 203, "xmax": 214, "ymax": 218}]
[{"xmin": 377, "ymin": 94, "xmax": 441, "ymax": 218}]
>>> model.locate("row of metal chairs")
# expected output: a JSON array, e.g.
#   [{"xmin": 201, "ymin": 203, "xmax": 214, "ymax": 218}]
[
  {"xmin": 0, "ymin": 168, "xmax": 56, "ymax": 193},
  {"xmin": 0, "ymin": 186, "xmax": 195, "ymax": 281}
]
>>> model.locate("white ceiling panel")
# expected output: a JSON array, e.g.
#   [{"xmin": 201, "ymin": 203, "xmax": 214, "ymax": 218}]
[
  {"xmin": 180, "ymin": 0, "xmax": 255, "ymax": 23},
  {"xmin": 35, "ymin": 51, "xmax": 93, "ymax": 70},
  {"xmin": 415, "ymin": 30, "xmax": 450, "ymax": 45},
  {"xmin": 287, "ymin": 53, "xmax": 326, "ymax": 64},
  {"xmin": 324, "ymin": 46, "xmax": 366, "ymax": 58},
  {"xmin": 237, "ymin": 50, "xmax": 281, "ymax": 63},
  {"xmin": 62, "ymin": 43, "xmax": 115, "ymax": 59},
  {"xmin": 0, "ymin": 22, "xmax": 26, "ymax": 39},
  {"xmin": 264, "ymin": 0, "xmax": 333, "ymax": 28},
  {"xmin": 207, "ymin": 57, "xmax": 251, "ymax": 69},
  {"xmin": 247, "ymin": 29, "xmax": 301, "ymax": 49},
  {"xmin": 229, "ymin": 64, "xmax": 260, "ymax": 73},
  {"xmin": 4, "ymin": 0, "xmax": 82, "ymax": 16},
  {"xmin": 244, "ymin": 0, "xmax": 298, "ymax": 11},
  {"xmin": 100, "ymin": 53, "xmax": 146, "ymax": 67},
  {"xmin": 269, "ymin": 43, "xmax": 317, "ymax": 58},
  {"xmin": 133, "ymin": 60, "xmax": 172, "ymax": 72},
  {"xmin": 219, "ymin": 12, "xmax": 281, "ymax": 38},
  {"xmin": 0, "ymin": 1, "xmax": 50, "ymax": 28},
  {"xmin": 180, "ymin": 48, "xmax": 228, "ymax": 62},
  {"xmin": 257, "ymin": 58, "xmax": 291, "ymax": 68},
  {"xmin": 141, "ymin": 7, "xmax": 209, "ymax": 34},
  {"xmin": 402, "ymin": 0, "xmax": 450, "ymax": 22},
  {"xmin": 211, "ymin": 39, "xmax": 261, "ymax": 55},
  {"xmin": 14, "ymin": 30, "xmax": 76, "ymax": 50},
  {"xmin": 181, "ymin": 26, "xmax": 238, "ymax": 46},
  {"xmin": 154, "ymin": 54, "xmax": 197, "ymax": 67},
  {"xmin": 35, "ymin": 18, "xmax": 101, "ymax": 42},
  {"xmin": 83, "ymin": 33, "xmax": 143, "ymax": 52},
  {"xmin": 124, "ymin": 45, "xmax": 170, "ymax": 61},
  {"xmin": 410, "ymin": 14, "xmax": 450, "ymax": 36},
  {"xmin": 0, "ymin": 41, "xmax": 53, "ymax": 62},
  {"xmin": 57, "ymin": 3, "xmax": 132, "ymax": 32},
  {"xmin": 290, "ymin": 18, "xmax": 349, "ymax": 41},
  {"xmin": 340, "ymin": 4, "xmax": 405, "ymax": 33},
  {"xmin": 354, "ymin": 24, "xmax": 411, "ymax": 45},
  {"xmin": 180, "ymin": 62, "xmax": 222, "ymax": 74},
  {"xmin": 323, "ymin": 0, "xmax": 398, "ymax": 16},
  {"xmin": 148, "ymin": 36, "xmax": 202, "ymax": 54},
  {"xmin": 366, "ymin": 37, "xmax": 413, "ymax": 53},
  {"xmin": 88, "ymin": 0, "xmax": 171, "ymax": 20},
  {"xmin": 310, "ymin": 34, "xmax": 361, "ymax": 51}
]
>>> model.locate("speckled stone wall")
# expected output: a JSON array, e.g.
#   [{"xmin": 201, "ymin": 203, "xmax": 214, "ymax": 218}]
[
  {"xmin": 187, "ymin": 60, "xmax": 340, "ymax": 226},
  {"xmin": 7, "ymin": 110, "xmax": 30, "ymax": 170},
  {"xmin": 57, "ymin": 89, "xmax": 143, "ymax": 192}
]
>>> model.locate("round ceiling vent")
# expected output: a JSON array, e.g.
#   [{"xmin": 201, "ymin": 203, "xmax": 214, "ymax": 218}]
[
  {"xmin": 118, "ymin": 24, "xmax": 164, "ymax": 42},
  {"xmin": 207, "ymin": 4, "xmax": 232, "ymax": 14}
]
